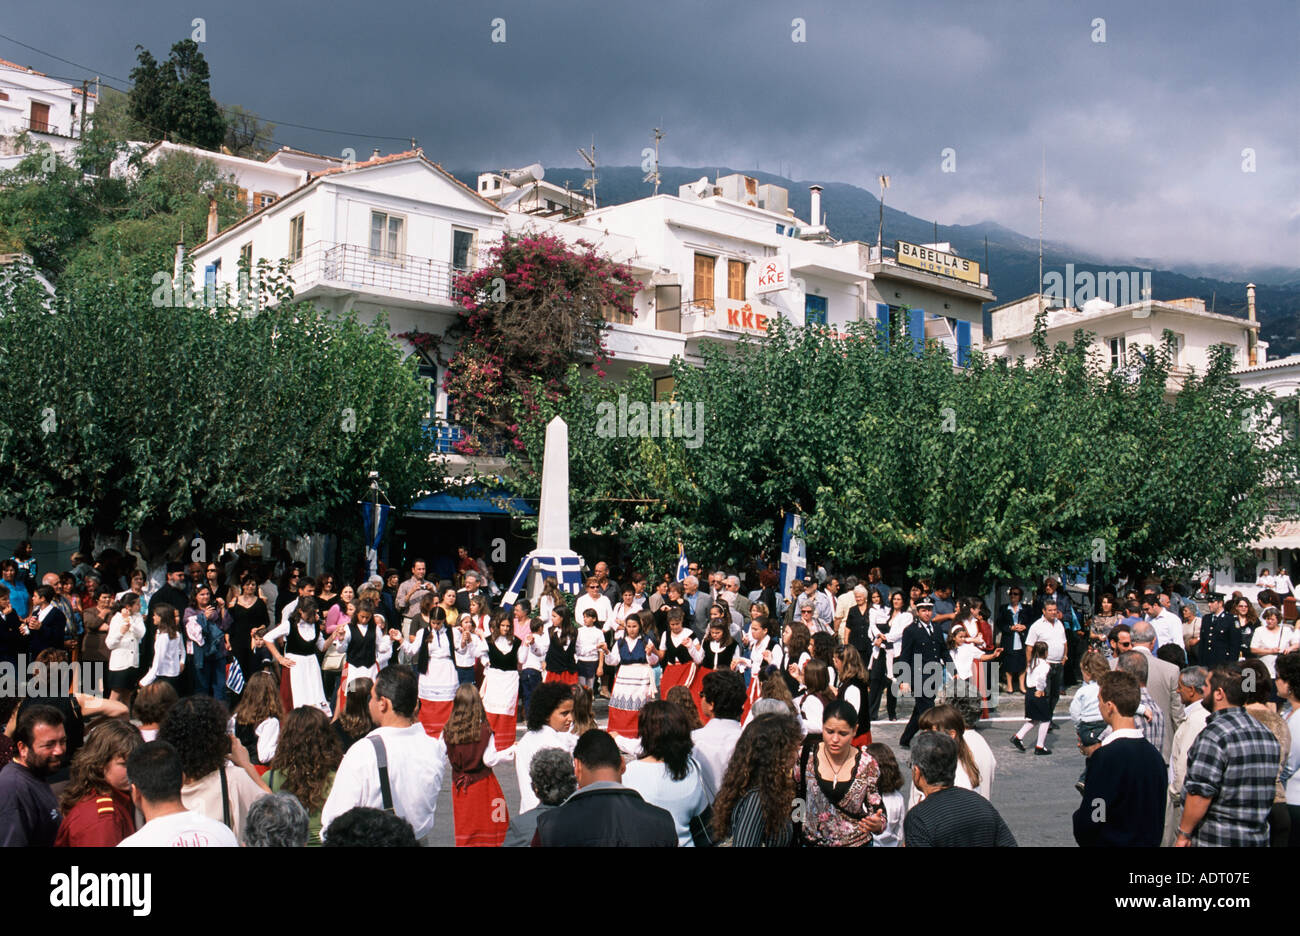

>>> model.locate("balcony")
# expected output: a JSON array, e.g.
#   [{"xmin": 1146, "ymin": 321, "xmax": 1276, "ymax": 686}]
[
  {"xmin": 288, "ymin": 241, "xmax": 470, "ymax": 307},
  {"xmin": 423, "ymin": 421, "xmax": 510, "ymax": 457}
]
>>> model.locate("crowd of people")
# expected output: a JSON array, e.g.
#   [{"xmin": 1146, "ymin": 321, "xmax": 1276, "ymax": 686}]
[{"xmin": 1, "ymin": 542, "xmax": 1297, "ymax": 848}]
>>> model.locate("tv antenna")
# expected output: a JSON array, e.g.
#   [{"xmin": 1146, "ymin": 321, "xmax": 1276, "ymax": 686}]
[
  {"xmin": 644, "ymin": 126, "xmax": 665, "ymax": 195},
  {"xmin": 578, "ymin": 137, "xmax": 598, "ymax": 209}
]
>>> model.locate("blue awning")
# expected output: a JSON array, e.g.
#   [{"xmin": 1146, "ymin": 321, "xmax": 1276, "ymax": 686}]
[{"xmin": 407, "ymin": 489, "xmax": 534, "ymax": 517}]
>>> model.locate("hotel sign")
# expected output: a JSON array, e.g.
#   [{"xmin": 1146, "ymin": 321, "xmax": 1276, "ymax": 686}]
[{"xmin": 895, "ymin": 240, "xmax": 981, "ymax": 285}]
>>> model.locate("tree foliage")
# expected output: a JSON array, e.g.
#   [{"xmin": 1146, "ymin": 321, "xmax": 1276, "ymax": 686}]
[
  {"xmin": 501, "ymin": 319, "xmax": 1295, "ymax": 589},
  {"xmin": 0, "ymin": 263, "xmax": 440, "ymax": 560},
  {"xmin": 128, "ymin": 40, "xmax": 226, "ymax": 149},
  {"xmin": 431, "ymin": 232, "xmax": 639, "ymax": 454}
]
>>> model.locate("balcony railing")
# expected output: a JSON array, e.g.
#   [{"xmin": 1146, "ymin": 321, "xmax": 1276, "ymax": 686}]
[
  {"xmin": 423, "ymin": 422, "xmax": 510, "ymax": 457},
  {"xmin": 289, "ymin": 241, "xmax": 471, "ymax": 305}
]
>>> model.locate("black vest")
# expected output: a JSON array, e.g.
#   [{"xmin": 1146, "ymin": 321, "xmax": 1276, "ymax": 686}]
[
  {"xmin": 487, "ymin": 636, "xmax": 521, "ymax": 671},
  {"xmin": 285, "ymin": 619, "xmax": 321, "ymax": 656},
  {"xmin": 346, "ymin": 621, "xmax": 378, "ymax": 667}
]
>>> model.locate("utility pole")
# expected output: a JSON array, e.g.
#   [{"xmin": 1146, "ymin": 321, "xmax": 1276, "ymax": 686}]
[
  {"xmin": 1038, "ymin": 147, "xmax": 1045, "ymax": 317},
  {"xmin": 79, "ymin": 80, "xmax": 88, "ymax": 139}
]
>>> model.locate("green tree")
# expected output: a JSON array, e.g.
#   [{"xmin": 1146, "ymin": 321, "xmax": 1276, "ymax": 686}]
[
  {"xmin": 128, "ymin": 40, "xmax": 226, "ymax": 149},
  {"xmin": 0, "ymin": 262, "xmax": 440, "ymax": 563},
  {"xmin": 222, "ymin": 104, "xmax": 276, "ymax": 158}
]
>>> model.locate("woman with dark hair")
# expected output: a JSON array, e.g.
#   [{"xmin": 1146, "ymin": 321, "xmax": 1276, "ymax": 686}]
[
  {"xmin": 316, "ymin": 574, "xmax": 339, "ymax": 611},
  {"xmin": 793, "ymin": 700, "xmax": 886, "ymax": 847},
  {"xmin": 513, "ymin": 682, "xmax": 577, "ymax": 813},
  {"xmin": 80, "ymin": 591, "xmax": 114, "ymax": 696},
  {"xmin": 482, "ymin": 613, "xmax": 523, "ymax": 749},
  {"xmin": 443, "ymin": 683, "xmax": 516, "ymax": 847},
  {"xmin": 868, "ymin": 590, "xmax": 910, "ymax": 722},
  {"xmin": 228, "ymin": 572, "xmax": 269, "ymax": 691},
  {"xmin": 204, "ymin": 563, "xmax": 227, "ymax": 605},
  {"xmin": 712, "ymin": 713, "xmax": 800, "ymax": 847},
  {"xmin": 912, "ymin": 703, "xmax": 986, "ymax": 804},
  {"xmin": 233, "ymin": 670, "xmax": 285, "ymax": 769},
  {"xmin": 105, "ymin": 592, "xmax": 146, "ymax": 705},
  {"xmin": 622, "ymin": 700, "xmax": 711, "ymax": 846},
  {"xmin": 138, "ymin": 603, "xmax": 185, "ymax": 691},
  {"xmin": 1090, "ymin": 593, "xmax": 1122, "ymax": 657},
  {"xmin": 332, "ymin": 676, "xmax": 374, "ymax": 753},
  {"xmin": 654, "ymin": 581, "xmax": 687, "ymax": 636},
  {"xmin": 544, "ymin": 604, "xmax": 580, "ymax": 685},
  {"xmin": 810, "ymin": 632, "xmax": 838, "ymax": 689},
  {"xmin": 158, "ymin": 695, "xmax": 271, "ymax": 841},
  {"xmin": 780, "ymin": 620, "xmax": 813, "ymax": 697},
  {"xmin": 266, "ymin": 706, "xmax": 344, "ymax": 846},
  {"xmin": 757, "ymin": 567, "xmax": 782, "ymax": 621},
  {"xmin": 185, "ymin": 585, "xmax": 231, "ymax": 701},
  {"xmin": 261, "ymin": 596, "xmax": 338, "ymax": 715},
  {"xmin": 792, "ymin": 658, "xmax": 836, "ymax": 737},
  {"xmin": 604, "ymin": 612, "xmax": 659, "ymax": 738},
  {"xmin": 864, "ymin": 742, "xmax": 906, "ymax": 846},
  {"xmin": 1234, "ymin": 596, "xmax": 1260, "ymax": 655},
  {"xmin": 55, "ymin": 720, "xmax": 144, "ymax": 847},
  {"xmin": 696, "ymin": 616, "xmax": 737, "ymax": 724},
  {"xmin": 537, "ymin": 577, "xmax": 563, "ymax": 627},
  {"xmin": 397, "ymin": 593, "xmax": 459, "ymax": 738},
  {"xmin": 834, "ymin": 644, "xmax": 872, "ymax": 746}
]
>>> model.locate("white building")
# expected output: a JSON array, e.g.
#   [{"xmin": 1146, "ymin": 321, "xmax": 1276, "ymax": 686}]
[
  {"xmin": 985, "ymin": 292, "xmax": 1262, "ymax": 390},
  {"xmin": 477, "ymin": 164, "xmax": 593, "ymax": 217},
  {"xmin": 0, "ymin": 58, "xmax": 96, "ymax": 169}
]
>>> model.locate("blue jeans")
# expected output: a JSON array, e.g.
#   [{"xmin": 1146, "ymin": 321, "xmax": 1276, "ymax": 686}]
[
  {"xmin": 519, "ymin": 669, "xmax": 542, "ymax": 716},
  {"xmin": 196, "ymin": 655, "xmax": 227, "ymax": 701}
]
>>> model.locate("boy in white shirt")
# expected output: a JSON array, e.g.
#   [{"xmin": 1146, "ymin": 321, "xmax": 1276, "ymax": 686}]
[{"xmin": 118, "ymin": 741, "xmax": 237, "ymax": 847}]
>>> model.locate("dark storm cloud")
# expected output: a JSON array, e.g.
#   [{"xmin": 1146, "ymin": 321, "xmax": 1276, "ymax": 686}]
[{"xmin": 7, "ymin": 0, "xmax": 1297, "ymax": 267}]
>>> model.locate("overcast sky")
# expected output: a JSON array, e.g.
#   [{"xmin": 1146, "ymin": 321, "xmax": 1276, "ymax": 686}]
[{"xmin": 8, "ymin": 0, "xmax": 1298, "ymax": 269}]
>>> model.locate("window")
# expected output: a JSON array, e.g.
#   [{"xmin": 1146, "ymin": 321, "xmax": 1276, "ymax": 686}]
[
  {"xmin": 1107, "ymin": 335, "xmax": 1127, "ymax": 368},
  {"xmin": 239, "ymin": 242, "xmax": 253, "ymax": 270},
  {"xmin": 288, "ymin": 214, "xmax": 304, "ymax": 262},
  {"xmin": 452, "ymin": 229, "xmax": 476, "ymax": 271},
  {"xmin": 602, "ymin": 302, "xmax": 635, "ymax": 325},
  {"xmin": 1168, "ymin": 332, "xmax": 1185, "ymax": 366},
  {"xmin": 29, "ymin": 101, "xmax": 50, "ymax": 133},
  {"xmin": 254, "ymin": 191, "xmax": 276, "ymax": 210},
  {"xmin": 727, "ymin": 259, "xmax": 746, "ymax": 301},
  {"xmin": 235, "ymin": 187, "xmax": 249, "ymax": 210},
  {"xmin": 693, "ymin": 253, "xmax": 715, "ymax": 309},
  {"xmin": 654, "ymin": 375, "xmax": 676, "ymax": 401},
  {"xmin": 805, "ymin": 294, "xmax": 828, "ymax": 326},
  {"xmin": 370, "ymin": 210, "xmax": 405, "ymax": 260},
  {"xmin": 655, "ymin": 284, "xmax": 681, "ymax": 332},
  {"xmin": 0, "ymin": 91, "xmax": 8, "ymax": 102}
]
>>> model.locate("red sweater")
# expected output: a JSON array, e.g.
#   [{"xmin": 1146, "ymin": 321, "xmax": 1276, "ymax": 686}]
[{"xmin": 54, "ymin": 788, "xmax": 135, "ymax": 847}]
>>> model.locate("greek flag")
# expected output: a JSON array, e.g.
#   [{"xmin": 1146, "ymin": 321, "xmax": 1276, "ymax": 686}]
[
  {"xmin": 499, "ymin": 555, "xmax": 534, "ymax": 613},
  {"xmin": 361, "ymin": 500, "xmax": 392, "ymax": 578},
  {"xmin": 778, "ymin": 513, "xmax": 807, "ymax": 599},
  {"xmin": 226, "ymin": 657, "xmax": 246, "ymax": 695},
  {"xmin": 675, "ymin": 545, "xmax": 689, "ymax": 582},
  {"xmin": 534, "ymin": 553, "xmax": 585, "ymax": 595}
]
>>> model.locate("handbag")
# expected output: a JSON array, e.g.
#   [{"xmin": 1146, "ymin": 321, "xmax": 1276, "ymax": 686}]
[{"xmin": 321, "ymin": 647, "xmax": 345, "ymax": 671}]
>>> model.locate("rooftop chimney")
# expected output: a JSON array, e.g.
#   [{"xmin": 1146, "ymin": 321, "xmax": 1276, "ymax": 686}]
[
  {"xmin": 809, "ymin": 184, "xmax": 823, "ymax": 227},
  {"xmin": 206, "ymin": 198, "xmax": 219, "ymax": 240},
  {"xmin": 1247, "ymin": 283, "xmax": 1258, "ymax": 366},
  {"xmin": 371, "ymin": 148, "xmax": 381, "ymax": 161}
]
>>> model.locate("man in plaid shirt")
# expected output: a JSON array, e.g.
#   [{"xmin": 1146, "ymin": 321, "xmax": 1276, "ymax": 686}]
[{"xmin": 1176, "ymin": 664, "xmax": 1280, "ymax": 847}]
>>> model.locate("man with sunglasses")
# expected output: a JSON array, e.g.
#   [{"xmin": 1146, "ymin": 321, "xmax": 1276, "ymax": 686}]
[{"xmin": 1107, "ymin": 624, "xmax": 1134, "ymax": 666}]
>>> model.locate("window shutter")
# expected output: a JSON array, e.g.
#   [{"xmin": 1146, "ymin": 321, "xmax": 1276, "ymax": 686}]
[
  {"xmin": 874, "ymin": 303, "xmax": 890, "ymax": 350},
  {"xmin": 956, "ymin": 319, "xmax": 971, "ymax": 367},
  {"xmin": 909, "ymin": 308, "xmax": 926, "ymax": 355}
]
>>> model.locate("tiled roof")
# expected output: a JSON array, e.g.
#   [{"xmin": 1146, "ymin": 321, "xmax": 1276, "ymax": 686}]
[{"xmin": 0, "ymin": 57, "xmax": 43, "ymax": 75}]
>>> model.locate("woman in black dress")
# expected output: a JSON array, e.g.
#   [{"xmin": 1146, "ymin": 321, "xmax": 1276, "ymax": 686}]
[
  {"xmin": 655, "ymin": 582, "xmax": 688, "ymax": 636},
  {"xmin": 227, "ymin": 572, "xmax": 268, "ymax": 692}
]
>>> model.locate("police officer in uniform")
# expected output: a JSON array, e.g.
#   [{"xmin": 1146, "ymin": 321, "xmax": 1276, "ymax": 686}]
[
  {"xmin": 897, "ymin": 597, "xmax": 951, "ymax": 748},
  {"xmin": 1196, "ymin": 593, "xmax": 1240, "ymax": 667}
]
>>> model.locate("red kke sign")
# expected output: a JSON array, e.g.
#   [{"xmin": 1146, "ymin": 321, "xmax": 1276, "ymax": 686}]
[
  {"xmin": 755, "ymin": 256, "xmax": 788, "ymax": 294},
  {"xmin": 722, "ymin": 301, "xmax": 770, "ymax": 334}
]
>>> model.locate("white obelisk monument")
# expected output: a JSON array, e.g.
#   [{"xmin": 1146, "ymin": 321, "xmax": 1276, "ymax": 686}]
[{"xmin": 528, "ymin": 416, "xmax": 584, "ymax": 600}]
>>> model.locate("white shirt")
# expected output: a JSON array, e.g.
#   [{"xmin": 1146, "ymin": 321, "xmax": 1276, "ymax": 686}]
[
  {"xmin": 1273, "ymin": 572, "xmax": 1294, "ymax": 597},
  {"xmin": 399, "ymin": 627, "xmax": 458, "ymax": 700},
  {"xmin": 521, "ymin": 630, "xmax": 548, "ymax": 672},
  {"xmin": 621, "ymin": 758, "xmax": 712, "ymax": 848},
  {"xmin": 690, "ymin": 718, "xmax": 743, "ymax": 795},
  {"xmin": 1027, "ymin": 659, "xmax": 1050, "ymax": 693},
  {"xmin": 1101, "ymin": 727, "xmax": 1145, "ymax": 746},
  {"xmin": 875, "ymin": 790, "xmax": 906, "ymax": 847},
  {"xmin": 575, "ymin": 624, "xmax": 605, "ymax": 662},
  {"xmin": 117, "ymin": 810, "xmax": 238, "ymax": 847},
  {"xmin": 105, "ymin": 611, "xmax": 146, "ymax": 670},
  {"xmin": 1026, "ymin": 617, "xmax": 1067, "ymax": 663},
  {"xmin": 953, "ymin": 643, "xmax": 984, "ymax": 681},
  {"xmin": 265, "ymin": 619, "xmax": 326, "ymax": 654},
  {"xmin": 139, "ymin": 631, "xmax": 185, "ymax": 685},
  {"xmin": 963, "ymin": 728, "xmax": 997, "ymax": 800},
  {"xmin": 1169, "ymin": 701, "xmax": 1211, "ymax": 801},
  {"xmin": 574, "ymin": 593, "xmax": 613, "ymax": 628},
  {"xmin": 514, "ymin": 725, "xmax": 579, "ymax": 813},
  {"xmin": 332, "ymin": 621, "xmax": 394, "ymax": 669},
  {"xmin": 1149, "ymin": 609, "xmax": 1185, "ymax": 650},
  {"xmin": 1250, "ymin": 625, "xmax": 1291, "ymax": 677},
  {"xmin": 320, "ymin": 723, "xmax": 448, "ymax": 844},
  {"xmin": 451, "ymin": 631, "xmax": 487, "ymax": 668}
]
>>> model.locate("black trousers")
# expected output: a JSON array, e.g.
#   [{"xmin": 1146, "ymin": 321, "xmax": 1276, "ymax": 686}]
[
  {"xmin": 899, "ymin": 692, "xmax": 935, "ymax": 747},
  {"xmin": 868, "ymin": 650, "xmax": 897, "ymax": 720}
]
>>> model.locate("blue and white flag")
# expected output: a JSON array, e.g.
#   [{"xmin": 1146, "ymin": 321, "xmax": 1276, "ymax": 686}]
[
  {"xmin": 225, "ymin": 657, "xmax": 246, "ymax": 695},
  {"xmin": 499, "ymin": 554, "xmax": 534, "ymax": 613},
  {"xmin": 675, "ymin": 543, "xmax": 689, "ymax": 582},
  {"xmin": 778, "ymin": 513, "xmax": 807, "ymax": 599},
  {"xmin": 534, "ymin": 553, "xmax": 585, "ymax": 595},
  {"xmin": 361, "ymin": 500, "xmax": 393, "ymax": 578}
]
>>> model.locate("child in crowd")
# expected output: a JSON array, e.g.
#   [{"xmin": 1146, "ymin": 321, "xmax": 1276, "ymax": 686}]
[
  {"xmin": 866, "ymin": 742, "xmax": 907, "ymax": 847},
  {"xmin": 1011, "ymin": 642, "xmax": 1053, "ymax": 755},
  {"xmin": 1069, "ymin": 651, "xmax": 1111, "ymax": 791},
  {"xmin": 575, "ymin": 608, "xmax": 604, "ymax": 691}
]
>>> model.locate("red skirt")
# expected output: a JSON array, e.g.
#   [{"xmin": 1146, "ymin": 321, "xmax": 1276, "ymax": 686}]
[
  {"xmin": 545, "ymin": 671, "xmax": 579, "ymax": 685},
  {"xmin": 452, "ymin": 773, "xmax": 509, "ymax": 847},
  {"xmin": 660, "ymin": 663, "xmax": 706, "ymax": 722},
  {"xmin": 417, "ymin": 699, "xmax": 454, "ymax": 738},
  {"xmin": 853, "ymin": 731, "xmax": 873, "ymax": 747},
  {"xmin": 278, "ymin": 667, "xmax": 294, "ymax": 712},
  {"xmin": 607, "ymin": 707, "xmax": 640, "ymax": 738},
  {"xmin": 485, "ymin": 712, "xmax": 516, "ymax": 749}
]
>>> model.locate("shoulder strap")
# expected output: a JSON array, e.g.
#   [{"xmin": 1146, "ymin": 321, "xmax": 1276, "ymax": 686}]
[
  {"xmin": 219, "ymin": 765, "xmax": 232, "ymax": 829},
  {"xmin": 369, "ymin": 735, "xmax": 394, "ymax": 812}
]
